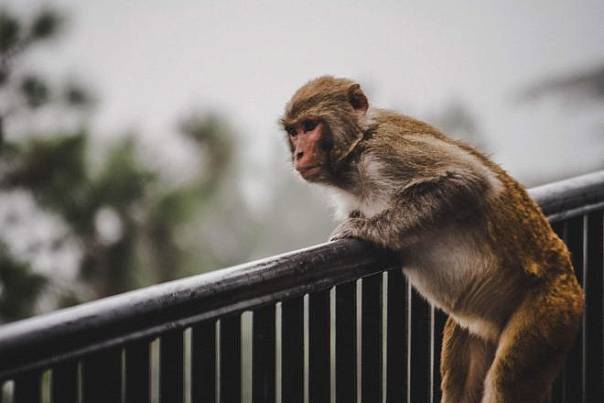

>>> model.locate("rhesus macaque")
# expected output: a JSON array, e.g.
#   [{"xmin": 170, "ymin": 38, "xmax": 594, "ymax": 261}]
[{"xmin": 281, "ymin": 76, "xmax": 584, "ymax": 403}]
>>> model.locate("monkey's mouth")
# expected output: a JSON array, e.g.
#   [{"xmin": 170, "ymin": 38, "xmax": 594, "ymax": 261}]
[{"xmin": 297, "ymin": 165, "xmax": 323, "ymax": 179}]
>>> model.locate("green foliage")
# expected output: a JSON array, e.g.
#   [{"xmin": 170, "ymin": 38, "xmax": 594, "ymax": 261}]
[
  {"xmin": 0, "ymin": 242, "xmax": 47, "ymax": 322},
  {"xmin": 0, "ymin": 7, "xmax": 63, "ymax": 55},
  {"xmin": 0, "ymin": 5, "xmax": 250, "ymax": 321},
  {"xmin": 0, "ymin": 10, "xmax": 20, "ymax": 53},
  {"xmin": 4, "ymin": 133, "xmax": 89, "ymax": 219},
  {"xmin": 64, "ymin": 81, "xmax": 92, "ymax": 107},
  {"xmin": 94, "ymin": 137, "xmax": 155, "ymax": 211},
  {"xmin": 30, "ymin": 9, "xmax": 62, "ymax": 41},
  {"xmin": 20, "ymin": 74, "xmax": 50, "ymax": 108},
  {"xmin": 0, "ymin": 6, "xmax": 87, "ymax": 139}
]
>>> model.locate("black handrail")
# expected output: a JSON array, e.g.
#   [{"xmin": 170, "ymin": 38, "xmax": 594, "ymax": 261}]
[
  {"xmin": 0, "ymin": 237, "xmax": 397, "ymax": 379},
  {"xmin": 0, "ymin": 170, "xmax": 603, "ymax": 381},
  {"xmin": 531, "ymin": 170, "xmax": 604, "ymax": 221}
]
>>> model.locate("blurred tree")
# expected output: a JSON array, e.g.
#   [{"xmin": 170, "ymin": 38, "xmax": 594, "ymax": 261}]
[
  {"xmin": 145, "ymin": 113, "xmax": 256, "ymax": 282},
  {"xmin": 0, "ymin": 7, "xmax": 252, "ymax": 321},
  {"xmin": 0, "ymin": 6, "xmax": 75, "ymax": 320},
  {"xmin": 521, "ymin": 63, "xmax": 604, "ymax": 172},
  {"xmin": 0, "ymin": 8, "xmax": 73, "ymax": 143},
  {"xmin": 522, "ymin": 64, "xmax": 604, "ymax": 103},
  {"xmin": 0, "ymin": 240, "xmax": 47, "ymax": 322}
]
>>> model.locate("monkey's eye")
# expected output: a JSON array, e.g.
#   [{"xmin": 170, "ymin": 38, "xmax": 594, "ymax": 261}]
[
  {"xmin": 286, "ymin": 126, "xmax": 297, "ymax": 137},
  {"xmin": 302, "ymin": 119, "xmax": 318, "ymax": 132}
]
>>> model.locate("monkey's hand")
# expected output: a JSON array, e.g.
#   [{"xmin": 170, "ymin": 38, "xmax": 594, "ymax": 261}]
[
  {"xmin": 329, "ymin": 218, "xmax": 366, "ymax": 242},
  {"xmin": 329, "ymin": 209, "xmax": 407, "ymax": 250}
]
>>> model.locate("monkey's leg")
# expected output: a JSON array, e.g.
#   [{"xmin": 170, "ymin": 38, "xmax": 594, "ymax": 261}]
[
  {"xmin": 441, "ymin": 317, "xmax": 495, "ymax": 403},
  {"xmin": 481, "ymin": 276, "xmax": 583, "ymax": 403}
]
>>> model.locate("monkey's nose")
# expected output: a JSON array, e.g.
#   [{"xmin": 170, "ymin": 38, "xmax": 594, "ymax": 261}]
[{"xmin": 295, "ymin": 150, "xmax": 304, "ymax": 160}]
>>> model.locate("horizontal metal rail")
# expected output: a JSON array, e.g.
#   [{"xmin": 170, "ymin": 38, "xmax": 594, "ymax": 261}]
[
  {"xmin": 0, "ymin": 169, "xmax": 602, "ymax": 380},
  {"xmin": 0, "ymin": 240, "xmax": 397, "ymax": 379},
  {"xmin": 531, "ymin": 170, "xmax": 604, "ymax": 221}
]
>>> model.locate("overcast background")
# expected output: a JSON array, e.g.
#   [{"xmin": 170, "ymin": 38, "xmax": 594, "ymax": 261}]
[{"xmin": 8, "ymin": 0, "xmax": 604, "ymax": 181}]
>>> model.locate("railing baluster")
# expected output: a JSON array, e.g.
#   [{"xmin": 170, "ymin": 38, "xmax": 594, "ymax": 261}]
[
  {"xmin": 552, "ymin": 381, "xmax": 563, "ymax": 403},
  {"xmin": 281, "ymin": 297, "xmax": 304, "ymax": 403},
  {"xmin": 14, "ymin": 372, "xmax": 41, "ymax": 403},
  {"xmin": 82, "ymin": 348, "xmax": 122, "ymax": 403},
  {"xmin": 220, "ymin": 314, "xmax": 242, "ymax": 403},
  {"xmin": 192, "ymin": 320, "xmax": 216, "ymax": 403},
  {"xmin": 408, "ymin": 285, "xmax": 431, "ymax": 402},
  {"xmin": 309, "ymin": 290, "xmax": 330, "ymax": 403},
  {"xmin": 335, "ymin": 281, "xmax": 357, "ymax": 403},
  {"xmin": 430, "ymin": 309, "xmax": 447, "ymax": 403},
  {"xmin": 362, "ymin": 273, "xmax": 383, "ymax": 403},
  {"xmin": 583, "ymin": 211, "xmax": 603, "ymax": 403},
  {"xmin": 386, "ymin": 269, "xmax": 406, "ymax": 403},
  {"xmin": 253, "ymin": 305, "xmax": 276, "ymax": 403},
  {"xmin": 125, "ymin": 340, "xmax": 150, "ymax": 403},
  {"xmin": 159, "ymin": 330, "xmax": 184, "ymax": 403},
  {"xmin": 562, "ymin": 216, "xmax": 584, "ymax": 403},
  {"xmin": 551, "ymin": 221, "xmax": 565, "ymax": 403},
  {"xmin": 52, "ymin": 361, "xmax": 78, "ymax": 403}
]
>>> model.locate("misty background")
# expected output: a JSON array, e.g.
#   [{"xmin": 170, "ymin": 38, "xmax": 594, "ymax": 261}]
[{"xmin": 0, "ymin": 0, "xmax": 603, "ymax": 323}]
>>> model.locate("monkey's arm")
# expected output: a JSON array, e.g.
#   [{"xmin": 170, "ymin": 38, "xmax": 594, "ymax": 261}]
[{"xmin": 330, "ymin": 171, "xmax": 489, "ymax": 250}]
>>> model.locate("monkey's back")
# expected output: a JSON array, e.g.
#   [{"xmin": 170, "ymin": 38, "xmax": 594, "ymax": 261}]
[
  {"xmin": 370, "ymin": 109, "xmax": 574, "ymax": 278},
  {"xmin": 368, "ymin": 111, "xmax": 581, "ymax": 336}
]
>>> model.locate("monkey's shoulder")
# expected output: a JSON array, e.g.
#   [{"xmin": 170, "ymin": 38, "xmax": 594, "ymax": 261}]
[{"xmin": 360, "ymin": 132, "xmax": 506, "ymax": 202}]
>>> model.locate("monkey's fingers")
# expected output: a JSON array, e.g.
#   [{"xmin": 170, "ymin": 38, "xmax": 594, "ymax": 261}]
[{"xmin": 329, "ymin": 220, "xmax": 361, "ymax": 242}]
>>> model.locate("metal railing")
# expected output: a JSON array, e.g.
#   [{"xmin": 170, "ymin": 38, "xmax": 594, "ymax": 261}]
[{"xmin": 0, "ymin": 170, "xmax": 603, "ymax": 403}]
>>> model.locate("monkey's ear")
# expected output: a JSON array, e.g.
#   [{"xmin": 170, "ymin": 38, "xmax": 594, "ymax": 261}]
[{"xmin": 348, "ymin": 83, "xmax": 369, "ymax": 112}]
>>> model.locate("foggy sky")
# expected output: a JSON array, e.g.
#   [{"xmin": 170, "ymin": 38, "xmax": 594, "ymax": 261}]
[{"xmin": 7, "ymin": 0, "xmax": 604, "ymax": 188}]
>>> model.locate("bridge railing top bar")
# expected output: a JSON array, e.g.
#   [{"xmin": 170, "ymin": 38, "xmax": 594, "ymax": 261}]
[
  {"xmin": 530, "ymin": 170, "xmax": 604, "ymax": 221},
  {"xmin": 0, "ymin": 239, "xmax": 396, "ymax": 378}
]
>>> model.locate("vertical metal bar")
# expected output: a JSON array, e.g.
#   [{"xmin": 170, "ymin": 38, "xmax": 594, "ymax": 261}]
[
  {"xmin": 408, "ymin": 285, "xmax": 431, "ymax": 403},
  {"xmin": 386, "ymin": 269, "xmax": 407, "ymax": 403},
  {"xmin": 192, "ymin": 320, "xmax": 216, "ymax": 403},
  {"xmin": 335, "ymin": 281, "xmax": 357, "ymax": 403},
  {"xmin": 14, "ymin": 372, "xmax": 41, "ymax": 403},
  {"xmin": 220, "ymin": 314, "xmax": 242, "ymax": 403},
  {"xmin": 551, "ymin": 220, "xmax": 565, "ymax": 403},
  {"xmin": 281, "ymin": 297, "xmax": 304, "ymax": 403},
  {"xmin": 583, "ymin": 211, "xmax": 604, "ymax": 403},
  {"xmin": 309, "ymin": 290, "xmax": 330, "ymax": 403},
  {"xmin": 362, "ymin": 273, "xmax": 383, "ymax": 403},
  {"xmin": 82, "ymin": 348, "xmax": 122, "ymax": 403},
  {"xmin": 430, "ymin": 309, "xmax": 447, "ymax": 403},
  {"xmin": 551, "ymin": 379, "xmax": 563, "ymax": 403},
  {"xmin": 52, "ymin": 361, "xmax": 78, "ymax": 403},
  {"xmin": 253, "ymin": 304, "xmax": 276, "ymax": 403},
  {"xmin": 125, "ymin": 341, "xmax": 150, "ymax": 403},
  {"xmin": 562, "ymin": 216, "xmax": 584, "ymax": 403},
  {"xmin": 159, "ymin": 330, "xmax": 184, "ymax": 403}
]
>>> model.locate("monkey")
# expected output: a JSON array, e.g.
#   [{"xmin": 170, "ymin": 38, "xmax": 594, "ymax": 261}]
[{"xmin": 280, "ymin": 76, "xmax": 584, "ymax": 403}]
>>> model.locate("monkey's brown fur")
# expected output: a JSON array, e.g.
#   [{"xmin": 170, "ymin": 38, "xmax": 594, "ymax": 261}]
[{"xmin": 282, "ymin": 76, "xmax": 584, "ymax": 403}]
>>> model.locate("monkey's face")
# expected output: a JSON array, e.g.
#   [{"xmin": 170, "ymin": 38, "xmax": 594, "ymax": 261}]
[
  {"xmin": 281, "ymin": 76, "xmax": 370, "ymax": 185},
  {"xmin": 284, "ymin": 118, "xmax": 334, "ymax": 182}
]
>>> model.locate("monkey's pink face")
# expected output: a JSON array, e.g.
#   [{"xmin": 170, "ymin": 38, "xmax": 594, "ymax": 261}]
[{"xmin": 285, "ymin": 119, "xmax": 330, "ymax": 182}]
